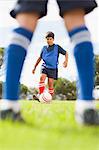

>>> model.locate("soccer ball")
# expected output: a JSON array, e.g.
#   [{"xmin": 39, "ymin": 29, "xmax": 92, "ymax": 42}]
[{"xmin": 39, "ymin": 91, "xmax": 52, "ymax": 103}]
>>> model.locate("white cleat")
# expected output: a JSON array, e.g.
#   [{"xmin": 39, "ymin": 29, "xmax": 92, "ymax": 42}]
[{"xmin": 75, "ymin": 100, "xmax": 99, "ymax": 125}]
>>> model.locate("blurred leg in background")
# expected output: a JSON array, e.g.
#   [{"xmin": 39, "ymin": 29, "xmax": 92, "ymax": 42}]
[
  {"xmin": 0, "ymin": 0, "xmax": 48, "ymax": 121},
  {"xmin": 57, "ymin": 0, "xmax": 99, "ymax": 124}
]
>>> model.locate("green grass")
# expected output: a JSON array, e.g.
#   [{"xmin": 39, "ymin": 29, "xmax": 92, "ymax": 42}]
[{"xmin": 0, "ymin": 100, "xmax": 99, "ymax": 150}]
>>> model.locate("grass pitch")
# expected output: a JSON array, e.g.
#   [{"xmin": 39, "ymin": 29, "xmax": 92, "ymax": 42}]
[{"xmin": 0, "ymin": 100, "xmax": 99, "ymax": 150}]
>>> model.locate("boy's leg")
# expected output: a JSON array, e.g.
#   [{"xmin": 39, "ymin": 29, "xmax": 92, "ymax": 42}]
[
  {"xmin": 39, "ymin": 74, "xmax": 47, "ymax": 94},
  {"xmin": 47, "ymin": 68, "xmax": 57, "ymax": 96},
  {"xmin": 63, "ymin": 10, "xmax": 95, "ymax": 122},
  {"xmin": 0, "ymin": 0, "xmax": 48, "ymax": 121},
  {"xmin": 57, "ymin": 0, "xmax": 99, "ymax": 124},
  {"xmin": 0, "ymin": 13, "xmax": 39, "ymax": 121},
  {"xmin": 48, "ymin": 78, "xmax": 54, "ymax": 96},
  {"xmin": 33, "ymin": 73, "xmax": 46, "ymax": 101}
]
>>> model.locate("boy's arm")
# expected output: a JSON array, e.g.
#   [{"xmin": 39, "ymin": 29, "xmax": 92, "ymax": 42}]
[
  {"xmin": 32, "ymin": 57, "xmax": 41, "ymax": 74},
  {"xmin": 63, "ymin": 52, "xmax": 68, "ymax": 68},
  {"xmin": 58, "ymin": 45, "xmax": 68, "ymax": 68}
]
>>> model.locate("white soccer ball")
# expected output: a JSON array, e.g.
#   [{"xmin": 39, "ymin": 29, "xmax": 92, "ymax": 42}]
[{"xmin": 39, "ymin": 91, "xmax": 52, "ymax": 103}]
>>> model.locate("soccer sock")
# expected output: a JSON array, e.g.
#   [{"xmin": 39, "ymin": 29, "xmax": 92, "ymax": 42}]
[
  {"xmin": 69, "ymin": 26, "xmax": 94, "ymax": 101},
  {"xmin": 0, "ymin": 100, "xmax": 20, "ymax": 113},
  {"xmin": 39, "ymin": 82, "xmax": 45, "ymax": 94},
  {"xmin": 48, "ymin": 88, "xmax": 54, "ymax": 96},
  {"xmin": 3, "ymin": 27, "xmax": 33, "ymax": 101}
]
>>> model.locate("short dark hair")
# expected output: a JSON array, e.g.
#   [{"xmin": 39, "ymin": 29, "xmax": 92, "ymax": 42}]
[{"xmin": 45, "ymin": 32, "xmax": 54, "ymax": 39}]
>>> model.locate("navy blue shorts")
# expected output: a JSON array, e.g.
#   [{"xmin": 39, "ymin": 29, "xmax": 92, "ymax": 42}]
[
  {"xmin": 10, "ymin": 0, "xmax": 97, "ymax": 18},
  {"xmin": 41, "ymin": 66, "xmax": 58, "ymax": 80}
]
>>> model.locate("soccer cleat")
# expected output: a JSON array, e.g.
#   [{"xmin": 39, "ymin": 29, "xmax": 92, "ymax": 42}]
[
  {"xmin": 33, "ymin": 94, "xmax": 40, "ymax": 102},
  {"xmin": 75, "ymin": 109, "xmax": 99, "ymax": 125},
  {"xmin": 83, "ymin": 109, "xmax": 99, "ymax": 125},
  {"xmin": 0, "ymin": 109, "xmax": 25, "ymax": 123}
]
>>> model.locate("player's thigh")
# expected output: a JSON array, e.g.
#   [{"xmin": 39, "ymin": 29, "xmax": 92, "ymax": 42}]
[
  {"xmin": 40, "ymin": 66, "xmax": 47, "ymax": 82},
  {"xmin": 57, "ymin": 0, "xmax": 97, "ymax": 17},
  {"xmin": 11, "ymin": 0, "xmax": 48, "ymax": 32},
  {"xmin": 57, "ymin": 0, "xmax": 97, "ymax": 31},
  {"xmin": 10, "ymin": 0, "xmax": 48, "ymax": 19},
  {"xmin": 47, "ymin": 68, "xmax": 58, "ymax": 80},
  {"xmin": 63, "ymin": 9, "xmax": 85, "ymax": 31},
  {"xmin": 16, "ymin": 12, "xmax": 40, "ymax": 32}
]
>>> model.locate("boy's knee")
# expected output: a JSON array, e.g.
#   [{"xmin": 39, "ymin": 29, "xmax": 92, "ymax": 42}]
[
  {"xmin": 16, "ymin": 12, "xmax": 39, "ymax": 32},
  {"xmin": 40, "ymin": 76, "xmax": 45, "ymax": 82},
  {"xmin": 63, "ymin": 9, "xmax": 85, "ymax": 31}
]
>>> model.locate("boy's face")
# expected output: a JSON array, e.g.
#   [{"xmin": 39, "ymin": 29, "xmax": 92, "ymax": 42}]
[{"xmin": 46, "ymin": 37, "xmax": 54, "ymax": 46}]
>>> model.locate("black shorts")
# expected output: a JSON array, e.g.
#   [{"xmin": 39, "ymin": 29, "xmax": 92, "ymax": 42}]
[
  {"xmin": 10, "ymin": 0, "xmax": 97, "ymax": 18},
  {"xmin": 41, "ymin": 66, "xmax": 58, "ymax": 80}
]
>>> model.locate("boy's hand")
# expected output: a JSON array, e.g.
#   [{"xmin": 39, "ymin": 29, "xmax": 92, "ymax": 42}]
[
  {"xmin": 63, "ymin": 61, "xmax": 68, "ymax": 68},
  {"xmin": 32, "ymin": 68, "xmax": 36, "ymax": 74}
]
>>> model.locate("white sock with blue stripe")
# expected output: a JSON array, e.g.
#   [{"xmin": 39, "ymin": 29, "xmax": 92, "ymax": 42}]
[{"xmin": 3, "ymin": 27, "xmax": 33, "ymax": 105}]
